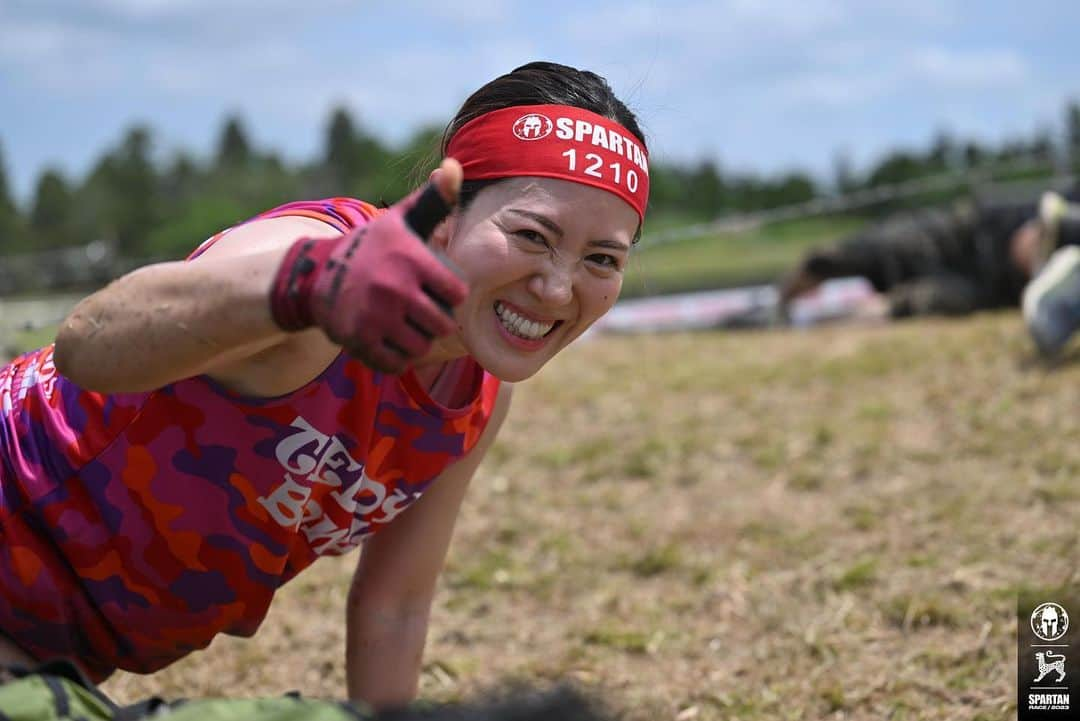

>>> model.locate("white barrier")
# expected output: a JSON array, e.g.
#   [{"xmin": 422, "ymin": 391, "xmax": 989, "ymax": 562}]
[{"xmin": 594, "ymin": 277, "xmax": 877, "ymax": 334}]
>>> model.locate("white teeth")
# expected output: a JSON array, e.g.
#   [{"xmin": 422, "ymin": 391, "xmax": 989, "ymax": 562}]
[{"xmin": 495, "ymin": 302, "xmax": 556, "ymax": 340}]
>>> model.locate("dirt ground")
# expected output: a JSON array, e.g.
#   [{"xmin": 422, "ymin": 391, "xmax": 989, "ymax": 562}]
[{"xmin": 100, "ymin": 313, "xmax": 1079, "ymax": 720}]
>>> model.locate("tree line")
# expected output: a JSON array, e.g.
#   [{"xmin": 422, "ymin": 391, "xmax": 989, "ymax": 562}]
[{"xmin": 1, "ymin": 101, "xmax": 1079, "ymax": 259}]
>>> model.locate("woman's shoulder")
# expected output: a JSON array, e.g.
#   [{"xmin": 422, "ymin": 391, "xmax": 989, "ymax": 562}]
[
  {"xmin": 188, "ymin": 197, "xmax": 383, "ymax": 261},
  {"xmin": 251, "ymin": 197, "xmax": 383, "ymax": 234}
]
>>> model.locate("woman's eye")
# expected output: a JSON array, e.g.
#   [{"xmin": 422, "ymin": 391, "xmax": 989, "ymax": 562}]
[
  {"xmin": 516, "ymin": 229, "xmax": 548, "ymax": 246},
  {"xmin": 587, "ymin": 253, "xmax": 621, "ymax": 269}
]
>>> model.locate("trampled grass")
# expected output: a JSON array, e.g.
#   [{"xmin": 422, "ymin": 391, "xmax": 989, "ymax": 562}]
[{"xmin": 99, "ymin": 312, "xmax": 1079, "ymax": 720}]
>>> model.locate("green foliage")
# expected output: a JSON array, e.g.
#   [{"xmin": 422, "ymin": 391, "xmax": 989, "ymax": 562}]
[
  {"xmin": 145, "ymin": 196, "xmax": 250, "ymax": 258},
  {"xmin": 582, "ymin": 626, "xmax": 655, "ymax": 654},
  {"xmin": 623, "ymin": 214, "xmax": 868, "ymax": 297},
  {"xmin": 0, "ymin": 141, "xmax": 15, "ymax": 222},
  {"xmin": 0, "ymin": 142, "xmax": 25, "ymax": 252},
  {"xmin": 216, "ymin": 115, "xmax": 253, "ymax": 169},
  {"xmin": 868, "ymin": 150, "xmax": 925, "ymax": 187},
  {"xmin": 1066, "ymin": 100, "xmax": 1080, "ymax": 170},
  {"xmin": 1, "ymin": 99, "xmax": 1072, "ymax": 267},
  {"xmin": 0, "ymin": 144, "xmax": 12, "ymax": 210},
  {"xmin": 832, "ymin": 558, "xmax": 879, "ymax": 591},
  {"xmin": 623, "ymin": 544, "xmax": 683, "ymax": 578},
  {"xmin": 100, "ymin": 126, "xmax": 160, "ymax": 254},
  {"xmin": 29, "ymin": 168, "xmax": 74, "ymax": 249},
  {"xmin": 322, "ymin": 106, "xmax": 392, "ymax": 196}
]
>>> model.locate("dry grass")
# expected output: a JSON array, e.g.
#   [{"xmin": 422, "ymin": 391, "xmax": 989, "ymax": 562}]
[{"xmin": 101, "ymin": 313, "xmax": 1079, "ymax": 720}]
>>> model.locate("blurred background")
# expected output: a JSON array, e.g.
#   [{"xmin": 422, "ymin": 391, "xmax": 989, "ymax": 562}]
[
  {"xmin": 3, "ymin": 0, "xmax": 1080, "ymax": 346},
  {"xmin": 2, "ymin": 2, "xmax": 1079, "ymax": 719}
]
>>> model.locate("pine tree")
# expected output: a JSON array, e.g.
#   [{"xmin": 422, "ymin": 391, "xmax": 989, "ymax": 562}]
[
  {"xmin": 686, "ymin": 160, "xmax": 725, "ymax": 217},
  {"xmin": 1065, "ymin": 100, "xmax": 1080, "ymax": 171},
  {"xmin": 928, "ymin": 130, "xmax": 957, "ymax": 172},
  {"xmin": 29, "ymin": 168, "xmax": 73, "ymax": 249},
  {"xmin": 832, "ymin": 150, "xmax": 858, "ymax": 195},
  {"xmin": 324, "ymin": 106, "xmax": 358, "ymax": 189},
  {"xmin": 0, "ymin": 141, "xmax": 21, "ymax": 252},
  {"xmin": 89, "ymin": 126, "xmax": 160, "ymax": 255},
  {"xmin": 323, "ymin": 106, "xmax": 390, "ymax": 195},
  {"xmin": 217, "ymin": 115, "xmax": 253, "ymax": 168}
]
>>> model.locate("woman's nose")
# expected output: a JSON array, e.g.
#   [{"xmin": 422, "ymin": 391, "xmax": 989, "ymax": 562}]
[{"xmin": 528, "ymin": 256, "xmax": 574, "ymax": 306}]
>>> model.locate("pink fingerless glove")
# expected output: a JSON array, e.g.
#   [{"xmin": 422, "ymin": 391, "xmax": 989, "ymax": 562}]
[{"xmin": 269, "ymin": 183, "xmax": 468, "ymax": 373}]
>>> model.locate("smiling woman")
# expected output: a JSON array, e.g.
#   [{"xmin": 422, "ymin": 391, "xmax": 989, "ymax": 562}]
[
  {"xmin": 434, "ymin": 177, "xmax": 638, "ymax": 382},
  {"xmin": 0, "ymin": 61, "xmax": 648, "ymax": 711}
]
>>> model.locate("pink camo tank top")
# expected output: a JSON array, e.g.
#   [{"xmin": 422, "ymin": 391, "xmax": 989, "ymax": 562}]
[{"xmin": 0, "ymin": 198, "xmax": 500, "ymax": 680}]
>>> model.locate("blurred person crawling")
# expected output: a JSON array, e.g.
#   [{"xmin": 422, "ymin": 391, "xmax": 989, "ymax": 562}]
[{"xmin": 778, "ymin": 189, "xmax": 1080, "ymax": 356}]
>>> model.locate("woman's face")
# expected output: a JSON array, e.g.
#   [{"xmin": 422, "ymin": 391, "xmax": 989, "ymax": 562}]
[{"xmin": 430, "ymin": 176, "xmax": 640, "ymax": 382}]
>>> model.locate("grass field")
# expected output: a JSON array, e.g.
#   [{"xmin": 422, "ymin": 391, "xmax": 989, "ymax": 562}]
[
  {"xmin": 93, "ymin": 312, "xmax": 1078, "ymax": 720},
  {"xmin": 622, "ymin": 215, "xmax": 868, "ymax": 298}
]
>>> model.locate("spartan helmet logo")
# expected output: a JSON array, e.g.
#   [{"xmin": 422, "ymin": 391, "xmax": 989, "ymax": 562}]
[
  {"xmin": 512, "ymin": 113, "xmax": 553, "ymax": 141},
  {"xmin": 1031, "ymin": 602, "xmax": 1070, "ymax": 642}
]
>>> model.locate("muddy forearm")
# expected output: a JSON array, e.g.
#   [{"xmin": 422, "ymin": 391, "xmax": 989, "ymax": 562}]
[
  {"xmin": 345, "ymin": 601, "xmax": 430, "ymax": 709},
  {"xmin": 54, "ymin": 251, "xmax": 286, "ymax": 393}
]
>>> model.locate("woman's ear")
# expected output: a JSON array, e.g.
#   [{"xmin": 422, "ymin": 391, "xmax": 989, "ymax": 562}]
[{"xmin": 428, "ymin": 213, "xmax": 456, "ymax": 252}]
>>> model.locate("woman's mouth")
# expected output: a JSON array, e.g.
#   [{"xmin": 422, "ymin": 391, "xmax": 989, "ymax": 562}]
[{"xmin": 494, "ymin": 301, "xmax": 561, "ymax": 341}]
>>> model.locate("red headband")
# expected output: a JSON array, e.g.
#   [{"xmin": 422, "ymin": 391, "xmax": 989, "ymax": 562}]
[{"xmin": 446, "ymin": 104, "xmax": 649, "ymax": 222}]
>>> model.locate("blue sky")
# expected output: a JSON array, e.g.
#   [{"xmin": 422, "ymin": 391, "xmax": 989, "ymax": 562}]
[{"xmin": 2, "ymin": 0, "xmax": 1078, "ymax": 205}]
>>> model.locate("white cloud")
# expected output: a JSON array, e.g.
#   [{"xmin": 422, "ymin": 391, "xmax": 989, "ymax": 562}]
[
  {"xmin": 873, "ymin": 0, "xmax": 959, "ymax": 25},
  {"xmin": 94, "ymin": 0, "xmax": 216, "ymax": 20},
  {"xmin": 0, "ymin": 15, "xmax": 103, "ymax": 62},
  {"xmin": 82, "ymin": 0, "xmax": 355, "ymax": 24},
  {"xmin": 778, "ymin": 69, "xmax": 892, "ymax": 107},
  {"xmin": 723, "ymin": 0, "xmax": 848, "ymax": 36},
  {"xmin": 564, "ymin": 0, "xmax": 848, "ymax": 58},
  {"xmin": 394, "ymin": 0, "xmax": 513, "ymax": 27},
  {"xmin": 0, "ymin": 16, "xmax": 126, "ymax": 93},
  {"xmin": 2, "ymin": 0, "xmax": 1078, "ymax": 202},
  {"xmin": 764, "ymin": 44, "xmax": 1029, "ymax": 116},
  {"xmin": 904, "ymin": 47, "xmax": 1027, "ymax": 90},
  {"xmin": 145, "ymin": 41, "xmax": 307, "ymax": 97}
]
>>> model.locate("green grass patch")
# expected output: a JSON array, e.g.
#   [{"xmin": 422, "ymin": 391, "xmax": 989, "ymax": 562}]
[
  {"xmin": 819, "ymin": 683, "xmax": 848, "ymax": 713},
  {"xmin": 623, "ymin": 214, "xmax": 868, "ymax": 297},
  {"xmin": 832, "ymin": 558, "xmax": 879, "ymax": 591},
  {"xmin": 622, "ymin": 543, "xmax": 684, "ymax": 578},
  {"xmin": 620, "ymin": 437, "xmax": 671, "ymax": 479},
  {"xmin": 843, "ymin": 505, "xmax": 880, "ymax": 532},
  {"xmin": 4, "ymin": 324, "xmax": 58, "ymax": 357},
  {"xmin": 534, "ymin": 436, "xmax": 616, "ymax": 471},
  {"xmin": 787, "ymin": 467, "xmax": 825, "ymax": 491},
  {"xmin": 445, "ymin": 549, "xmax": 515, "ymax": 591},
  {"xmin": 582, "ymin": 626, "xmax": 656, "ymax": 654},
  {"xmin": 883, "ymin": 593, "xmax": 961, "ymax": 630}
]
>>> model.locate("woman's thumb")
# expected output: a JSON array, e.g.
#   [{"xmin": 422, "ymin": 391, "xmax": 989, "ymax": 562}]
[
  {"xmin": 430, "ymin": 157, "xmax": 463, "ymax": 206},
  {"xmin": 404, "ymin": 158, "xmax": 463, "ymax": 240}
]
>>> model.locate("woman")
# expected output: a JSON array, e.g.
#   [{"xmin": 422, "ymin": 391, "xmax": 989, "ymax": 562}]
[{"xmin": 0, "ymin": 62, "xmax": 649, "ymax": 709}]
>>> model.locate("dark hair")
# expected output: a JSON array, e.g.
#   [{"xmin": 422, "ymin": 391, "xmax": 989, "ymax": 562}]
[{"xmin": 442, "ymin": 61, "xmax": 647, "ymax": 214}]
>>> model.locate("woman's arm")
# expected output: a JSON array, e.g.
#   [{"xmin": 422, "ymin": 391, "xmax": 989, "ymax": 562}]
[
  {"xmin": 55, "ymin": 160, "xmax": 466, "ymax": 394},
  {"xmin": 344, "ymin": 383, "xmax": 513, "ymax": 709},
  {"xmin": 53, "ymin": 215, "xmax": 341, "ymax": 393}
]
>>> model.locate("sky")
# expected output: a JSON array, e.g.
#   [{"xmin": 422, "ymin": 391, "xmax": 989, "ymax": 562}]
[{"xmin": 2, "ymin": 0, "xmax": 1079, "ymax": 205}]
